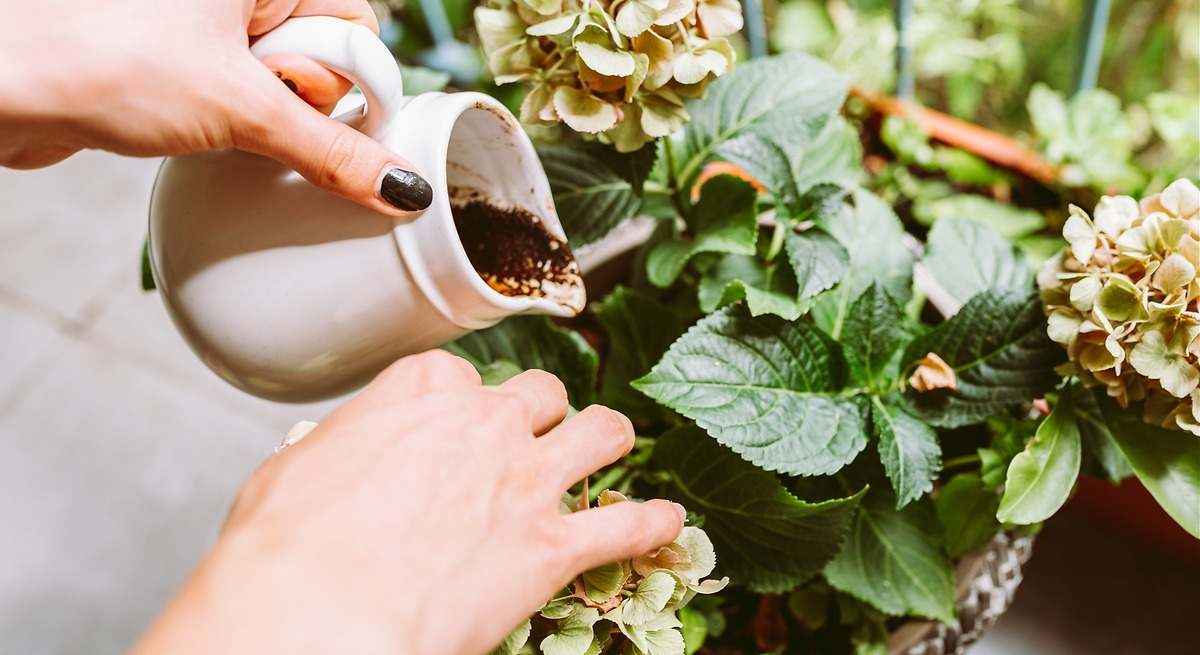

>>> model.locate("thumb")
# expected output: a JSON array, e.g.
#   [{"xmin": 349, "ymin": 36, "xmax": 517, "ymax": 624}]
[{"xmin": 229, "ymin": 63, "xmax": 433, "ymax": 218}]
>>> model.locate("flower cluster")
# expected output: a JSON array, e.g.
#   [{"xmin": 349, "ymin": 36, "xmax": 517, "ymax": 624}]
[
  {"xmin": 1039, "ymin": 178, "xmax": 1200, "ymax": 435},
  {"xmin": 474, "ymin": 0, "xmax": 741, "ymax": 152},
  {"xmin": 494, "ymin": 490, "xmax": 728, "ymax": 655}
]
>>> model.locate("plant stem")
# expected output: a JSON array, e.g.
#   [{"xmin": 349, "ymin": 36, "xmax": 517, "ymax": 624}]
[
  {"xmin": 588, "ymin": 466, "xmax": 629, "ymax": 500},
  {"xmin": 765, "ymin": 222, "xmax": 787, "ymax": 262},
  {"xmin": 661, "ymin": 137, "xmax": 690, "ymax": 219},
  {"xmin": 942, "ymin": 453, "xmax": 982, "ymax": 471}
]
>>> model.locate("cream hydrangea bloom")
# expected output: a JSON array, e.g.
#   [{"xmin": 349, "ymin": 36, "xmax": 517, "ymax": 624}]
[
  {"xmin": 1040, "ymin": 178, "xmax": 1200, "ymax": 435},
  {"xmin": 475, "ymin": 0, "xmax": 739, "ymax": 151}
]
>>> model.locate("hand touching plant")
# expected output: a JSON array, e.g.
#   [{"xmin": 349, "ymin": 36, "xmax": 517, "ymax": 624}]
[
  {"xmin": 0, "ymin": 0, "xmax": 433, "ymax": 215},
  {"xmin": 132, "ymin": 350, "xmax": 685, "ymax": 655}
]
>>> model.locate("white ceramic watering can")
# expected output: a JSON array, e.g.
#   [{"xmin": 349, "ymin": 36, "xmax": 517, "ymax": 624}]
[{"xmin": 148, "ymin": 17, "xmax": 579, "ymax": 402}]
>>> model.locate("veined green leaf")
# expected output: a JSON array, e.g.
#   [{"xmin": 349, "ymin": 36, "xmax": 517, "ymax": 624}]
[
  {"xmin": 538, "ymin": 140, "xmax": 657, "ymax": 245},
  {"xmin": 594, "ymin": 286, "xmax": 685, "ymax": 421},
  {"xmin": 872, "ymin": 395, "xmax": 941, "ymax": 509},
  {"xmin": 902, "ymin": 290, "xmax": 1063, "ymax": 428},
  {"xmin": 923, "ymin": 220, "xmax": 1032, "ymax": 308},
  {"xmin": 823, "ymin": 489, "xmax": 956, "ymax": 624},
  {"xmin": 653, "ymin": 426, "xmax": 865, "ymax": 592},
  {"xmin": 490, "ymin": 618, "xmax": 531, "ymax": 655},
  {"xmin": 635, "ymin": 305, "xmax": 869, "ymax": 476},
  {"xmin": 1100, "ymin": 394, "xmax": 1200, "ymax": 538},
  {"xmin": 541, "ymin": 605, "xmax": 601, "ymax": 655},
  {"xmin": 996, "ymin": 394, "xmax": 1082, "ymax": 525},
  {"xmin": 446, "ymin": 316, "xmax": 598, "ymax": 406},
  {"xmin": 673, "ymin": 52, "xmax": 849, "ymax": 190},
  {"xmin": 646, "ymin": 175, "xmax": 758, "ymax": 287},
  {"xmin": 811, "ymin": 190, "xmax": 914, "ymax": 338},
  {"xmin": 716, "ymin": 116, "xmax": 861, "ymax": 212},
  {"xmin": 619, "ymin": 571, "xmax": 677, "ymax": 626},
  {"xmin": 839, "ymin": 284, "xmax": 915, "ymax": 390},
  {"xmin": 697, "ymin": 253, "xmax": 802, "ymax": 319},
  {"xmin": 785, "ymin": 227, "xmax": 849, "ymax": 303},
  {"xmin": 935, "ymin": 473, "xmax": 1001, "ymax": 558}
]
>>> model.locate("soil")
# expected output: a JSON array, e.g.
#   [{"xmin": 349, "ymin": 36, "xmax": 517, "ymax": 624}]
[{"xmin": 451, "ymin": 187, "xmax": 585, "ymax": 313}]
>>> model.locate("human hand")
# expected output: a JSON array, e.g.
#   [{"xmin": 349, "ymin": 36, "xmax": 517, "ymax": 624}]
[
  {"xmin": 0, "ymin": 0, "xmax": 432, "ymax": 215},
  {"xmin": 131, "ymin": 350, "xmax": 686, "ymax": 655}
]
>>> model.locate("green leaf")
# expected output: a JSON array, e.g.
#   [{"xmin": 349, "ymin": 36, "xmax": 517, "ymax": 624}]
[
  {"xmin": 716, "ymin": 116, "xmax": 861, "ymax": 212},
  {"xmin": 397, "ymin": 64, "xmax": 452, "ymax": 94},
  {"xmin": 635, "ymin": 305, "xmax": 869, "ymax": 476},
  {"xmin": 594, "ymin": 287, "xmax": 685, "ymax": 421},
  {"xmin": 912, "ymin": 194, "xmax": 1045, "ymax": 240},
  {"xmin": 996, "ymin": 394, "xmax": 1082, "ymax": 525},
  {"xmin": 697, "ymin": 253, "xmax": 802, "ymax": 319},
  {"xmin": 1100, "ymin": 394, "xmax": 1200, "ymax": 539},
  {"xmin": 839, "ymin": 284, "xmax": 914, "ymax": 390},
  {"xmin": 935, "ymin": 473, "xmax": 1001, "ymax": 558},
  {"xmin": 673, "ymin": 52, "xmax": 849, "ymax": 190},
  {"xmin": 140, "ymin": 237, "xmax": 156, "ymax": 291},
  {"xmin": 902, "ymin": 290, "xmax": 1064, "ymax": 428},
  {"xmin": 620, "ymin": 571, "xmax": 677, "ymax": 625},
  {"xmin": 646, "ymin": 176, "xmax": 758, "ymax": 287},
  {"xmin": 679, "ymin": 607, "xmax": 707, "ymax": 655},
  {"xmin": 789, "ymin": 116, "xmax": 862, "ymax": 195},
  {"xmin": 653, "ymin": 425, "xmax": 865, "ymax": 592},
  {"xmin": 581, "ymin": 561, "xmax": 629, "ymax": 604},
  {"xmin": 979, "ymin": 417, "xmax": 1033, "ymax": 488},
  {"xmin": 1073, "ymin": 386, "xmax": 1133, "ymax": 483},
  {"xmin": 538, "ymin": 140, "xmax": 657, "ymax": 245},
  {"xmin": 811, "ymin": 190, "xmax": 914, "ymax": 338},
  {"xmin": 823, "ymin": 489, "xmax": 956, "ymax": 624},
  {"xmin": 541, "ymin": 606, "xmax": 602, "ymax": 655},
  {"xmin": 872, "ymin": 395, "xmax": 942, "ymax": 509},
  {"xmin": 491, "ymin": 618, "xmax": 531, "ymax": 655},
  {"xmin": 479, "ymin": 360, "xmax": 525, "ymax": 386},
  {"xmin": 923, "ymin": 220, "xmax": 1032, "ymax": 307},
  {"xmin": 446, "ymin": 316, "xmax": 598, "ymax": 405},
  {"xmin": 787, "ymin": 585, "xmax": 831, "ymax": 630},
  {"xmin": 785, "ymin": 227, "xmax": 849, "ymax": 302}
]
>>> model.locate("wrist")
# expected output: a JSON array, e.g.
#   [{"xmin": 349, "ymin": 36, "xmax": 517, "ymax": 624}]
[{"xmin": 133, "ymin": 528, "xmax": 414, "ymax": 655}]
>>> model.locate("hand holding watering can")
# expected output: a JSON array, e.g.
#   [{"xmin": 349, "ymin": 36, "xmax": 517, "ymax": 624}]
[{"xmin": 149, "ymin": 17, "xmax": 583, "ymax": 402}]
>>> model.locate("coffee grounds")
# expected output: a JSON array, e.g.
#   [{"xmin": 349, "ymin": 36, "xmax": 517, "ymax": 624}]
[{"xmin": 451, "ymin": 191, "xmax": 584, "ymax": 313}]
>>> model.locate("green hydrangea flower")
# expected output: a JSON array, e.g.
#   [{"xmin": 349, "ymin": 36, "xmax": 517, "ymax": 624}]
[
  {"xmin": 1040, "ymin": 178, "xmax": 1200, "ymax": 435},
  {"xmin": 474, "ymin": 0, "xmax": 739, "ymax": 151},
  {"xmin": 493, "ymin": 490, "xmax": 728, "ymax": 655}
]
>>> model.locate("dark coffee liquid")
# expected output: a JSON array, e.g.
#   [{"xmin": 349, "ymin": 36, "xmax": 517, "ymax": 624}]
[{"xmin": 450, "ymin": 188, "xmax": 584, "ymax": 312}]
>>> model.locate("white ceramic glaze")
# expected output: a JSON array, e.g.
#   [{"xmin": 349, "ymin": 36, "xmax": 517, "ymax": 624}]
[{"xmin": 149, "ymin": 16, "xmax": 577, "ymax": 402}]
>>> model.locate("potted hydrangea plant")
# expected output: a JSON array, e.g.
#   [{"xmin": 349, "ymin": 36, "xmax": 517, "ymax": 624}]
[{"xmin": 449, "ymin": 1, "xmax": 1200, "ymax": 652}]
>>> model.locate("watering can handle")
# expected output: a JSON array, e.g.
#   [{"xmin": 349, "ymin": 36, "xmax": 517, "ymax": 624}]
[{"xmin": 250, "ymin": 16, "xmax": 404, "ymax": 140}]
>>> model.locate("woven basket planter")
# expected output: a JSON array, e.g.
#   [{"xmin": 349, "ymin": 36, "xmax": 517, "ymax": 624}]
[{"xmin": 889, "ymin": 532, "xmax": 1035, "ymax": 654}]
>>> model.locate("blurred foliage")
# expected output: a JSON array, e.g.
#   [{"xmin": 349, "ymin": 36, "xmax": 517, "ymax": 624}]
[{"xmin": 768, "ymin": 0, "xmax": 1199, "ymax": 127}]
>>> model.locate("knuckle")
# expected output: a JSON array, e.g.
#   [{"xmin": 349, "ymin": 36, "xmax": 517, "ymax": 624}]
[
  {"xmin": 490, "ymin": 392, "xmax": 533, "ymax": 428},
  {"xmin": 538, "ymin": 519, "xmax": 584, "ymax": 577},
  {"xmin": 316, "ymin": 129, "xmax": 361, "ymax": 189},
  {"xmin": 417, "ymin": 350, "xmax": 480, "ymax": 381}
]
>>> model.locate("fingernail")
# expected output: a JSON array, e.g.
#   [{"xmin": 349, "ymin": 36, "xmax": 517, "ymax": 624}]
[
  {"xmin": 380, "ymin": 168, "xmax": 433, "ymax": 212},
  {"xmin": 671, "ymin": 502, "xmax": 687, "ymax": 525},
  {"xmin": 274, "ymin": 72, "xmax": 299, "ymax": 94}
]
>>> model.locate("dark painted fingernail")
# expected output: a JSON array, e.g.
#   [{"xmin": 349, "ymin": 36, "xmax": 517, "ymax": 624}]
[
  {"xmin": 274, "ymin": 72, "xmax": 299, "ymax": 94},
  {"xmin": 380, "ymin": 168, "xmax": 433, "ymax": 211}
]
